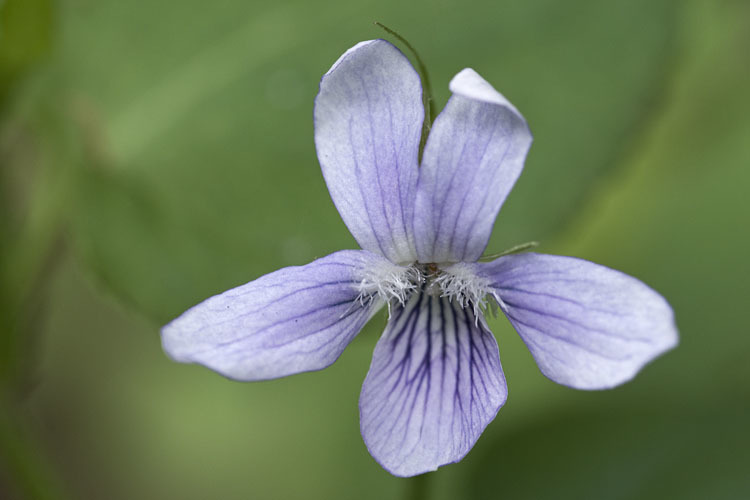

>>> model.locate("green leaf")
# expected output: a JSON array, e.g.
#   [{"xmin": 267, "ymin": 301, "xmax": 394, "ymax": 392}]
[
  {"xmin": 60, "ymin": 0, "xmax": 682, "ymax": 320},
  {"xmin": 0, "ymin": 0, "xmax": 53, "ymax": 107}
]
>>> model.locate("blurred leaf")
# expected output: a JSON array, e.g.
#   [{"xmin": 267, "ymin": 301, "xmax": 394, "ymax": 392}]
[
  {"xmin": 0, "ymin": 77, "xmax": 81, "ymax": 388},
  {"xmin": 0, "ymin": 0, "xmax": 53, "ymax": 106},
  {"xmin": 60, "ymin": 0, "xmax": 681, "ymax": 321},
  {"xmin": 460, "ymin": 3, "xmax": 750, "ymax": 497},
  {"xmin": 467, "ymin": 403, "xmax": 750, "ymax": 500},
  {"xmin": 0, "ymin": 0, "xmax": 57, "ymax": 339},
  {"xmin": 554, "ymin": 0, "xmax": 750, "ymax": 395},
  {"xmin": 443, "ymin": 2, "xmax": 750, "ymax": 497}
]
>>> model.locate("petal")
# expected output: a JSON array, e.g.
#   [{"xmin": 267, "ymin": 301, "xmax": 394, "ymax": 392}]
[
  {"xmin": 161, "ymin": 250, "xmax": 386, "ymax": 381},
  {"xmin": 476, "ymin": 253, "xmax": 678, "ymax": 390},
  {"xmin": 359, "ymin": 292, "xmax": 507, "ymax": 477},
  {"xmin": 314, "ymin": 40, "xmax": 423, "ymax": 264},
  {"xmin": 414, "ymin": 68, "xmax": 533, "ymax": 263}
]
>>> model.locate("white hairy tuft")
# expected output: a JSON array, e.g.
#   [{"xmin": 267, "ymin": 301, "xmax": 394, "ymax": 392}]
[
  {"xmin": 357, "ymin": 260, "xmax": 423, "ymax": 309},
  {"xmin": 434, "ymin": 263, "xmax": 500, "ymax": 320},
  {"xmin": 356, "ymin": 261, "xmax": 501, "ymax": 322}
]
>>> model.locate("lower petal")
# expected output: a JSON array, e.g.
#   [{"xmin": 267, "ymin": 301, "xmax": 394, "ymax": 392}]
[
  {"xmin": 359, "ymin": 292, "xmax": 507, "ymax": 477},
  {"xmin": 477, "ymin": 253, "xmax": 678, "ymax": 390},
  {"xmin": 161, "ymin": 250, "xmax": 386, "ymax": 381}
]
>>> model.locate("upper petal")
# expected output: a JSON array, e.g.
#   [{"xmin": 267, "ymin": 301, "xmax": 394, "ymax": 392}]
[
  {"xmin": 476, "ymin": 253, "xmax": 678, "ymax": 389},
  {"xmin": 161, "ymin": 250, "xmax": 386, "ymax": 381},
  {"xmin": 314, "ymin": 40, "xmax": 424, "ymax": 264},
  {"xmin": 414, "ymin": 68, "xmax": 532, "ymax": 263},
  {"xmin": 360, "ymin": 291, "xmax": 507, "ymax": 476}
]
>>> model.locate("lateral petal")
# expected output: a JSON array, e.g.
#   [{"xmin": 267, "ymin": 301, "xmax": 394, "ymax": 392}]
[
  {"xmin": 477, "ymin": 253, "xmax": 678, "ymax": 389},
  {"xmin": 360, "ymin": 292, "xmax": 507, "ymax": 476},
  {"xmin": 414, "ymin": 68, "xmax": 532, "ymax": 263},
  {"xmin": 314, "ymin": 40, "xmax": 423, "ymax": 264},
  {"xmin": 161, "ymin": 250, "xmax": 386, "ymax": 381}
]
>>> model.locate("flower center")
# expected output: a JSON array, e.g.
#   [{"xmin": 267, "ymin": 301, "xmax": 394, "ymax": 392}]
[{"xmin": 357, "ymin": 261, "xmax": 495, "ymax": 317}]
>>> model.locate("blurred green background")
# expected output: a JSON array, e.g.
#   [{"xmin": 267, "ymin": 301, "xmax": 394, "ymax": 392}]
[{"xmin": 1, "ymin": 0, "xmax": 748, "ymax": 498}]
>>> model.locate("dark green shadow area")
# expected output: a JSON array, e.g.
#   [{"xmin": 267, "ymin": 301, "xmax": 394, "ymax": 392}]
[{"xmin": 468, "ymin": 404, "xmax": 750, "ymax": 500}]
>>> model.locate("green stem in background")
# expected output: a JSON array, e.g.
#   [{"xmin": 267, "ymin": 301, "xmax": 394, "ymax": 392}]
[
  {"xmin": 374, "ymin": 22, "xmax": 436, "ymax": 163},
  {"xmin": 479, "ymin": 241, "xmax": 540, "ymax": 261},
  {"xmin": 406, "ymin": 473, "xmax": 430, "ymax": 500}
]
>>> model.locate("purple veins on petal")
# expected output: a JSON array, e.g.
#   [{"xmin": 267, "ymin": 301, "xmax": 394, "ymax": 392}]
[
  {"xmin": 314, "ymin": 39, "xmax": 423, "ymax": 264},
  {"xmin": 413, "ymin": 68, "xmax": 533, "ymax": 264},
  {"xmin": 475, "ymin": 253, "xmax": 678, "ymax": 390},
  {"xmin": 161, "ymin": 250, "xmax": 388, "ymax": 382},
  {"xmin": 360, "ymin": 290, "xmax": 507, "ymax": 477}
]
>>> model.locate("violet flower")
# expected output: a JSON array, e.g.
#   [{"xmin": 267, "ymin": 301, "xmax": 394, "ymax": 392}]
[{"xmin": 162, "ymin": 40, "xmax": 678, "ymax": 476}]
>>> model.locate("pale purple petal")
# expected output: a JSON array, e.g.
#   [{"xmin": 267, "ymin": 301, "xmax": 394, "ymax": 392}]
[
  {"xmin": 314, "ymin": 39, "xmax": 423, "ymax": 264},
  {"xmin": 360, "ymin": 292, "xmax": 507, "ymax": 477},
  {"xmin": 161, "ymin": 250, "xmax": 386, "ymax": 381},
  {"xmin": 414, "ymin": 68, "xmax": 532, "ymax": 263},
  {"xmin": 476, "ymin": 253, "xmax": 678, "ymax": 389}
]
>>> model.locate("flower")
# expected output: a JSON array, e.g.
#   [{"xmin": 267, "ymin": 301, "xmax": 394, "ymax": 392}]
[{"xmin": 161, "ymin": 39, "xmax": 678, "ymax": 477}]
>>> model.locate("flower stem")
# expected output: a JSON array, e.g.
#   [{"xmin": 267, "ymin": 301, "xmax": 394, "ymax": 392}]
[
  {"xmin": 374, "ymin": 22, "xmax": 435, "ymax": 163},
  {"xmin": 479, "ymin": 241, "xmax": 540, "ymax": 261},
  {"xmin": 406, "ymin": 472, "xmax": 430, "ymax": 500}
]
